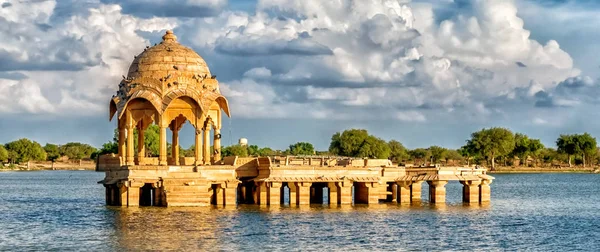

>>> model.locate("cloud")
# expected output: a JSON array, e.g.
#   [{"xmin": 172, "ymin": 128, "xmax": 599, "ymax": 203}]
[{"xmin": 100, "ymin": 0, "xmax": 226, "ymax": 17}]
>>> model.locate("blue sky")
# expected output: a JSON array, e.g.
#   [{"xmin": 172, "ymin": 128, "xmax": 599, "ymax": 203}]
[{"xmin": 1, "ymin": 0, "xmax": 599, "ymax": 151}]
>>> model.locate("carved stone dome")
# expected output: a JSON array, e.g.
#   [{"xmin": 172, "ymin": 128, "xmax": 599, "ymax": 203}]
[{"xmin": 127, "ymin": 30, "xmax": 211, "ymax": 80}]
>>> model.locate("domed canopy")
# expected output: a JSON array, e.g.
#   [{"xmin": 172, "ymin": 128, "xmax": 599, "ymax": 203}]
[
  {"xmin": 127, "ymin": 30, "xmax": 211, "ymax": 80},
  {"xmin": 109, "ymin": 30, "xmax": 229, "ymax": 121}
]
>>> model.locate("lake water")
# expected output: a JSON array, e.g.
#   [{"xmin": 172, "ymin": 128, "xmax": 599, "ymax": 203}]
[{"xmin": 1, "ymin": 171, "xmax": 599, "ymax": 251}]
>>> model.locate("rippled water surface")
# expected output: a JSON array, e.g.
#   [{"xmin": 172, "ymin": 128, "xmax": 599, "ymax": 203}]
[{"xmin": 1, "ymin": 171, "xmax": 599, "ymax": 251}]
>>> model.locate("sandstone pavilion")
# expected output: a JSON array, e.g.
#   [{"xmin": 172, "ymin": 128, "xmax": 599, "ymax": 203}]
[{"xmin": 99, "ymin": 31, "xmax": 494, "ymax": 207}]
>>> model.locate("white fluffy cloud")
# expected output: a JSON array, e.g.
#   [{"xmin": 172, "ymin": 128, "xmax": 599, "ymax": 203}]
[
  {"xmin": 173, "ymin": 0, "xmax": 584, "ymax": 122},
  {"xmin": 0, "ymin": 0, "xmax": 596, "ymax": 126},
  {"xmin": 0, "ymin": 2, "xmax": 175, "ymax": 114}
]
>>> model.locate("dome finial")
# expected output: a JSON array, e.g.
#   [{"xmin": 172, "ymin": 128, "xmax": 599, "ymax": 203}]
[{"xmin": 162, "ymin": 30, "xmax": 177, "ymax": 43}]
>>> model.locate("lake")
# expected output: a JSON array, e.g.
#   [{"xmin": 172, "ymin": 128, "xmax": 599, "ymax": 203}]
[{"xmin": 0, "ymin": 171, "xmax": 598, "ymax": 251}]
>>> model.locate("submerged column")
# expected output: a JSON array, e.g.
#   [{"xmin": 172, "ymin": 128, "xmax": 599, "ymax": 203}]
[
  {"xmin": 336, "ymin": 181, "xmax": 353, "ymax": 205},
  {"xmin": 267, "ymin": 182, "xmax": 282, "ymax": 205},
  {"xmin": 410, "ymin": 181, "xmax": 423, "ymax": 202},
  {"xmin": 328, "ymin": 182, "xmax": 339, "ymax": 205},
  {"xmin": 288, "ymin": 182, "xmax": 298, "ymax": 205},
  {"xmin": 223, "ymin": 182, "xmax": 238, "ymax": 206},
  {"xmin": 480, "ymin": 179, "xmax": 492, "ymax": 203},
  {"xmin": 396, "ymin": 182, "xmax": 411, "ymax": 204},
  {"xmin": 126, "ymin": 181, "xmax": 142, "ymax": 207},
  {"xmin": 295, "ymin": 182, "xmax": 312, "ymax": 205},
  {"xmin": 427, "ymin": 181, "xmax": 448, "ymax": 204},
  {"xmin": 461, "ymin": 180, "xmax": 481, "ymax": 204},
  {"xmin": 253, "ymin": 182, "xmax": 268, "ymax": 206}
]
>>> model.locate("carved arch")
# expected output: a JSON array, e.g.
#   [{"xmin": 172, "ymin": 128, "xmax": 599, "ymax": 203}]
[
  {"xmin": 215, "ymin": 96, "xmax": 231, "ymax": 118},
  {"xmin": 117, "ymin": 90, "xmax": 163, "ymax": 119},
  {"xmin": 162, "ymin": 89, "xmax": 205, "ymax": 113}
]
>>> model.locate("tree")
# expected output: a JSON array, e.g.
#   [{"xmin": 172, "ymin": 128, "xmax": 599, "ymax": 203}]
[
  {"xmin": 247, "ymin": 145, "xmax": 260, "ymax": 156},
  {"xmin": 4, "ymin": 138, "xmax": 47, "ymax": 163},
  {"xmin": 388, "ymin": 140, "xmax": 408, "ymax": 163},
  {"xmin": 444, "ymin": 149, "xmax": 463, "ymax": 165},
  {"xmin": 512, "ymin": 133, "xmax": 530, "ymax": 166},
  {"xmin": 44, "ymin": 143, "xmax": 61, "ymax": 161},
  {"xmin": 409, "ymin": 148, "xmax": 430, "ymax": 164},
  {"xmin": 329, "ymin": 129, "xmax": 369, "ymax": 157},
  {"xmin": 58, "ymin": 142, "xmax": 97, "ymax": 160},
  {"xmin": 528, "ymin": 139, "xmax": 544, "ymax": 167},
  {"xmin": 221, "ymin": 145, "xmax": 248, "ymax": 157},
  {"xmin": 428, "ymin": 146, "xmax": 447, "ymax": 163},
  {"xmin": 464, "ymin": 128, "xmax": 515, "ymax": 169},
  {"xmin": 556, "ymin": 135, "xmax": 577, "ymax": 167},
  {"xmin": 356, "ymin": 136, "xmax": 390, "ymax": 159},
  {"xmin": 288, "ymin": 142, "xmax": 315, "ymax": 156},
  {"xmin": 574, "ymin": 133, "xmax": 597, "ymax": 167},
  {"xmin": 0, "ymin": 145, "xmax": 7, "ymax": 162},
  {"xmin": 329, "ymin": 129, "xmax": 391, "ymax": 158}
]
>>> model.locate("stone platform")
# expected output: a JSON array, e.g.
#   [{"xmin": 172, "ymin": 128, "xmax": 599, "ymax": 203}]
[{"xmin": 99, "ymin": 156, "xmax": 494, "ymax": 207}]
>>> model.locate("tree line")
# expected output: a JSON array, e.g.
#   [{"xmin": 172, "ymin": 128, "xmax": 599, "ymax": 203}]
[
  {"xmin": 0, "ymin": 139, "xmax": 97, "ymax": 164},
  {"xmin": 1, "ymin": 127, "xmax": 598, "ymax": 169}
]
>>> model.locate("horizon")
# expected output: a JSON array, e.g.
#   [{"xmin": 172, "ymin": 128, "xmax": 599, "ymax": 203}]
[{"xmin": 2, "ymin": 0, "xmax": 600, "ymax": 151}]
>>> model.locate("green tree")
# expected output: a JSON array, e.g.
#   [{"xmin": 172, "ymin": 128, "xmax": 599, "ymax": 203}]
[
  {"xmin": 464, "ymin": 128, "xmax": 515, "ymax": 169},
  {"xmin": 257, "ymin": 147, "xmax": 274, "ymax": 156},
  {"xmin": 512, "ymin": 133, "xmax": 530, "ymax": 166},
  {"xmin": 4, "ymin": 138, "xmax": 47, "ymax": 163},
  {"xmin": 0, "ymin": 145, "xmax": 7, "ymax": 162},
  {"xmin": 528, "ymin": 138, "xmax": 545, "ymax": 167},
  {"xmin": 288, "ymin": 142, "xmax": 315, "ymax": 156},
  {"xmin": 444, "ymin": 149, "xmax": 463, "ymax": 165},
  {"xmin": 388, "ymin": 140, "xmax": 408, "ymax": 163},
  {"xmin": 356, "ymin": 136, "xmax": 390, "ymax": 159},
  {"xmin": 247, "ymin": 145, "xmax": 260, "ymax": 156},
  {"xmin": 329, "ymin": 129, "xmax": 391, "ymax": 158},
  {"xmin": 409, "ymin": 148, "xmax": 430, "ymax": 164},
  {"xmin": 428, "ymin": 146, "xmax": 447, "ymax": 163},
  {"xmin": 574, "ymin": 133, "xmax": 597, "ymax": 167},
  {"xmin": 556, "ymin": 134, "xmax": 577, "ymax": 167},
  {"xmin": 43, "ymin": 143, "xmax": 61, "ymax": 161},
  {"xmin": 58, "ymin": 142, "xmax": 97, "ymax": 160},
  {"xmin": 221, "ymin": 145, "xmax": 249, "ymax": 157}
]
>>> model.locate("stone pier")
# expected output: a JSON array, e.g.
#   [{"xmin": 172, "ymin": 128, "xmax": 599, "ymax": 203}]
[{"xmin": 427, "ymin": 181, "xmax": 447, "ymax": 204}]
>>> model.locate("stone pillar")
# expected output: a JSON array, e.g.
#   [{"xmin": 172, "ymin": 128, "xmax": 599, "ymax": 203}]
[
  {"xmin": 126, "ymin": 123, "xmax": 135, "ymax": 166},
  {"xmin": 159, "ymin": 124, "xmax": 167, "ymax": 166},
  {"xmin": 410, "ymin": 181, "xmax": 423, "ymax": 202},
  {"xmin": 137, "ymin": 123, "xmax": 145, "ymax": 165},
  {"xmin": 461, "ymin": 180, "xmax": 481, "ymax": 204},
  {"xmin": 288, "ymin": 182, "xmax": 298, "ymax": 205},
  {"xmin": 427, "ymin": 181, "xmax": 447, "ymax": 204},
  {"xmin": 223, "ymin": 182, "xmax": 238, "ymax": 206},
  {"xmin": 194, "ymin": 128, "xmax": 203, "ymax": 166},
  {"xmin": 396, "ymin": 182, "xmax": 411, "ymax": 204},
  {"xmin": 336, "ymin": 181, "xmax": 353, "ymax": 205},
  {"xmin": 254, "ymin": 182, "xmax": 268, "ymax": 206},
  {"xmin": 267, "ymin": 182, "xmax": 282, "ymax": 205},
  {"xmin": 118, "ymin": 184, "xmax": 128, "ymax": 206},
  {"xmin": 172, "ymin": 129, "xmax": 179, "ymax": 166},
  {"xmin": 126, "ymin": 182, "xmax": 141, "ymax": 207},
  {"xmin": 386, "ymin": 183, "xmax": 397, "ymax": 202},
  {"xmin": 480, "ymin": 180, "xmax": 492, "ymax": 203},
  {"xmin": 295, "ymin": 182, "xmax": 312, "ymax": 205},
  {"xmin": 213, "ymin": 128, "xmax": 221, "ymax": 162},
  {"xmin": 212, "ymin": 185, "xmax": 224, "ymax": 205},
  {"xmin": 355, "ymin": 182, "xmax": 379, "ymax": 204},
  {"xmin": 203, "ymin": 127, "xmax": 210, "ymax": 165},
  {"xmin": 328, "ymin": 182, "xmax": 339, "ymax": 205},
  {"xmin": 118, "ymin": 127, "xmax": 126, "ymax": 164}
]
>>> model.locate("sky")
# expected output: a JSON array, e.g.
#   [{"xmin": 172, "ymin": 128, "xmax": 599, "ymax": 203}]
[{"xmin": 1, "ymin": 0, "xmax": 600, "ymax": 151}]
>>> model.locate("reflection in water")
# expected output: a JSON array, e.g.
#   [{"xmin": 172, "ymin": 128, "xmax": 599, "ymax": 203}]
[{"xmin": 1, "ymin": 171, "xmax": 600, "ymax": 251}]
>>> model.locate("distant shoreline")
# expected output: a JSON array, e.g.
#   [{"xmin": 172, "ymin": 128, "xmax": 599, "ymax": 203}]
[{"xmin": 489, "ymin": 166, "xmax": 598, "ymax": 174}]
